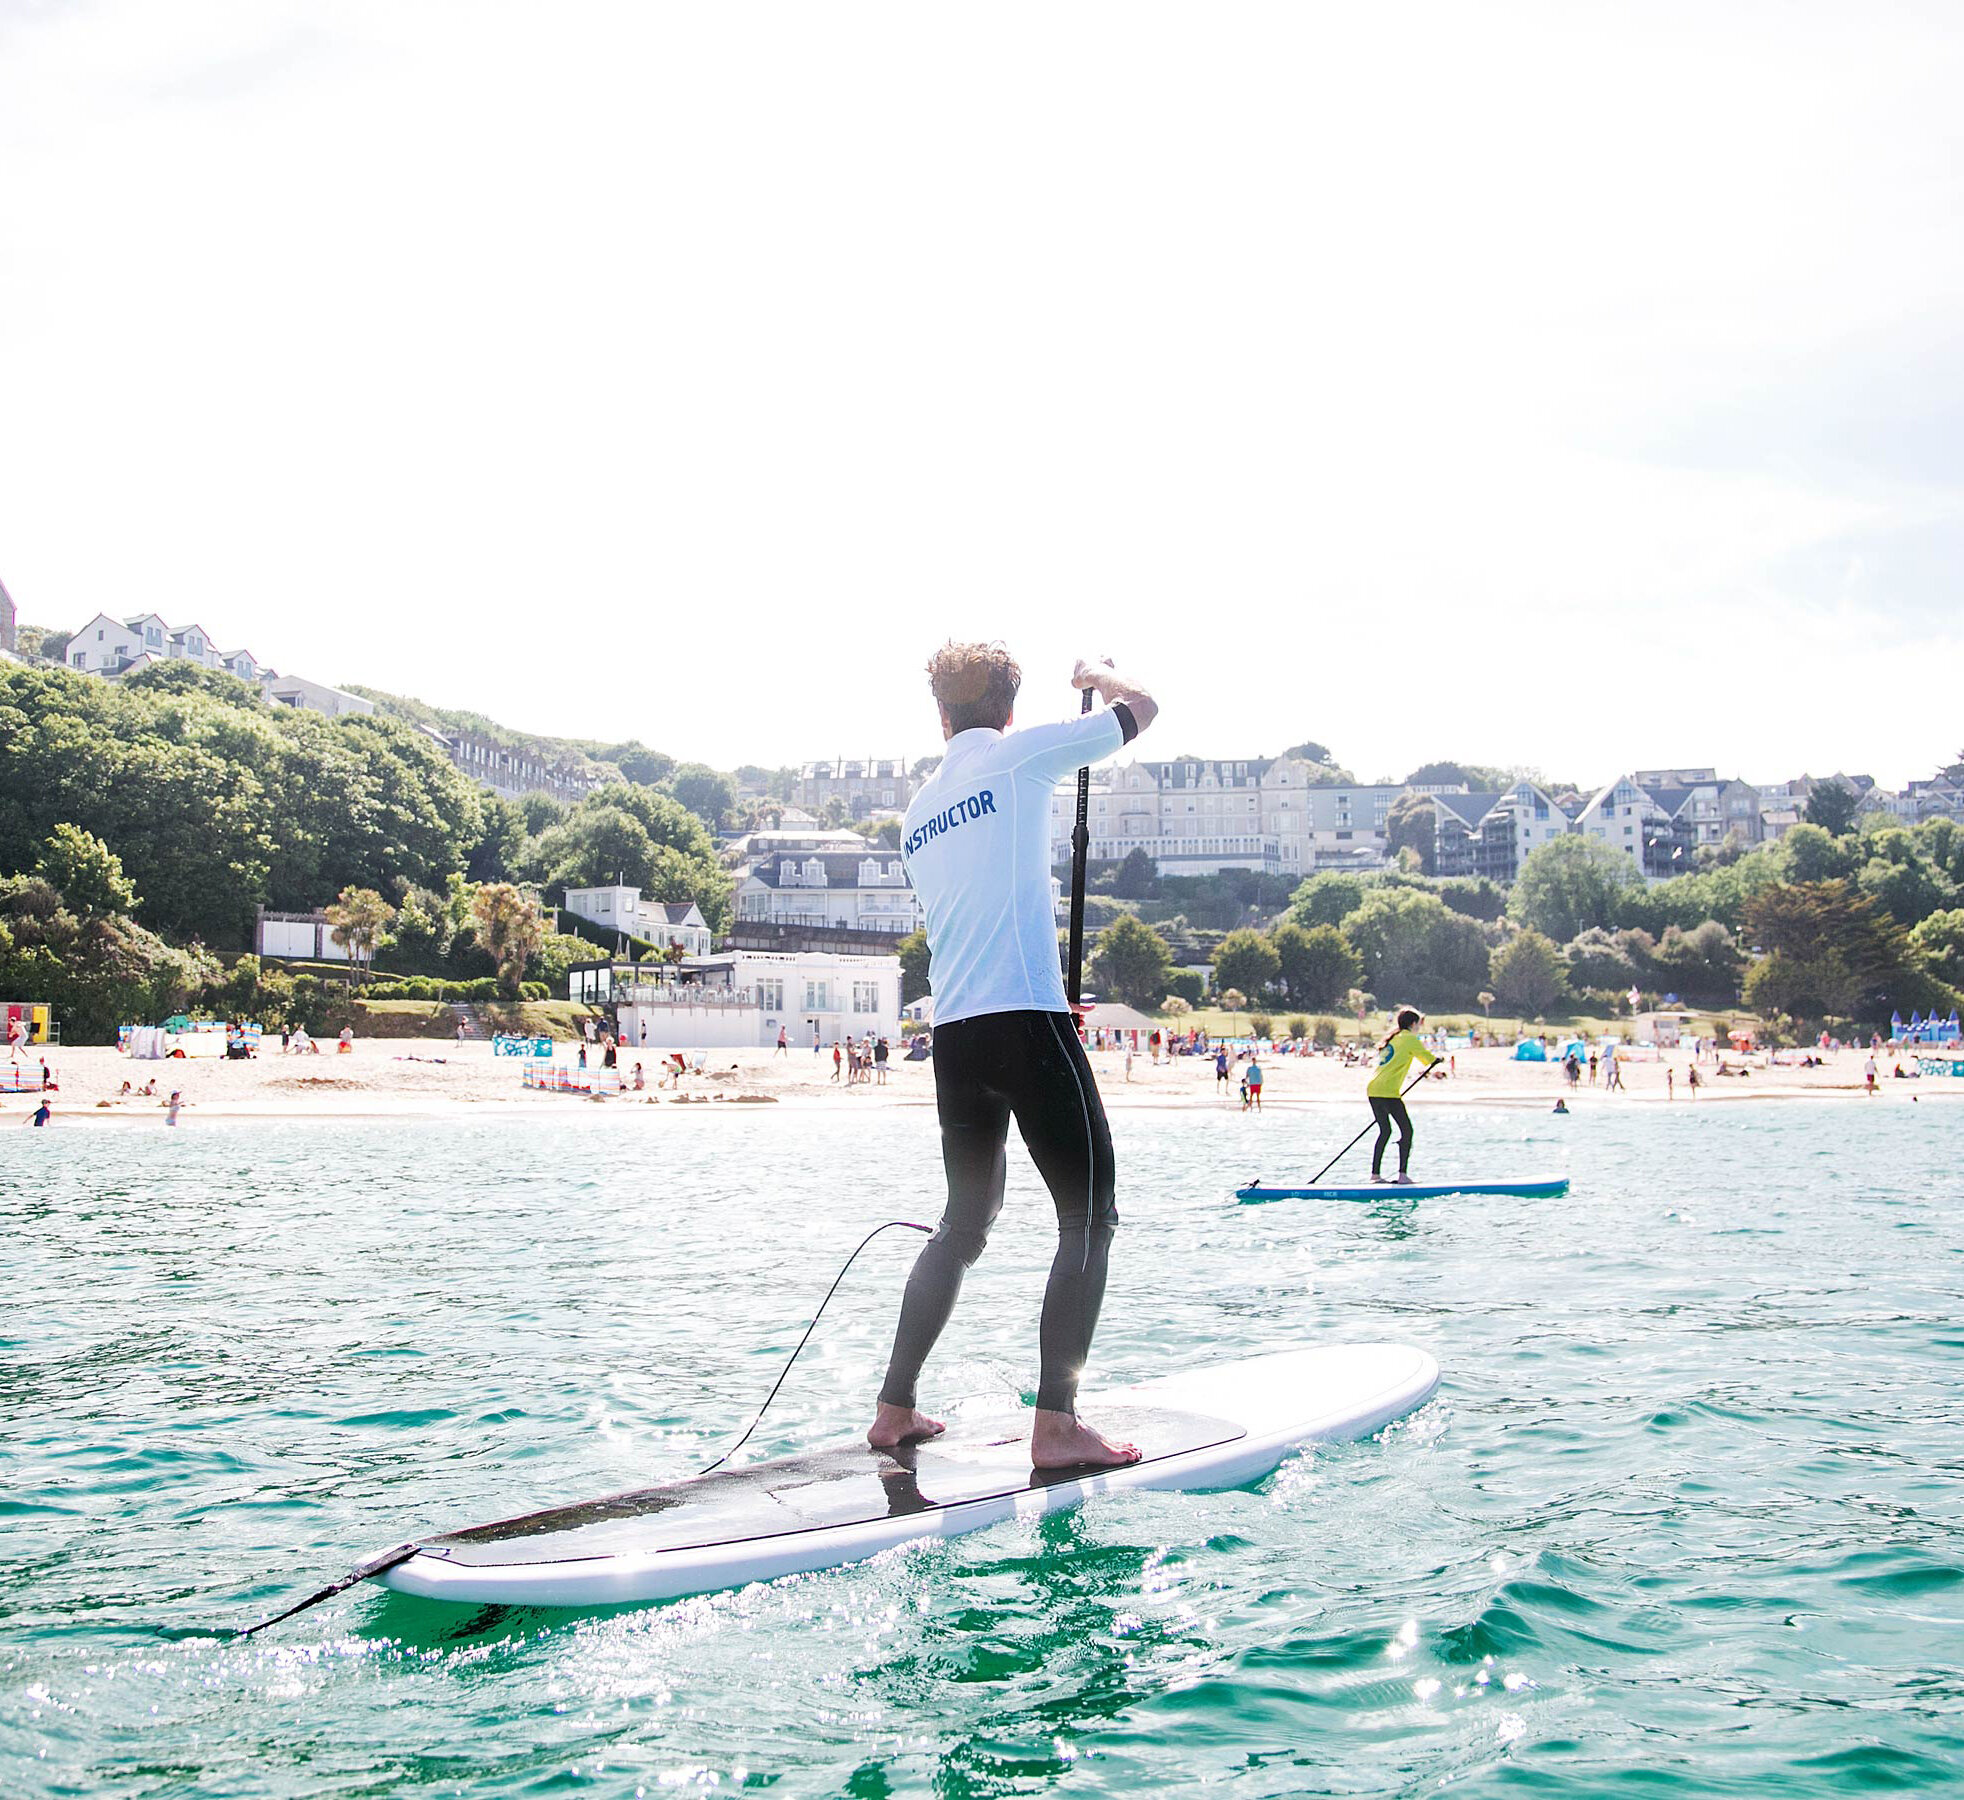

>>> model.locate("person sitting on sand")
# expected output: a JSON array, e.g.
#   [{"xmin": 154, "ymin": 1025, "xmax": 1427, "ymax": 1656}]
[{"xmin": 631, "ymin": 1062, "xmax": 646, "ymax": 1091}]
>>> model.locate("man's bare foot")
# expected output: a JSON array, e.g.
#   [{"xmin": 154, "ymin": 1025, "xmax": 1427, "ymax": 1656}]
[
  {"xmin": 1031, "ymin": 1408, "xmax": 1142, "ymax": 1470},
  {"xmin": 868, "ymin": 1402, "xmax": 945, "ymax": 1449}
]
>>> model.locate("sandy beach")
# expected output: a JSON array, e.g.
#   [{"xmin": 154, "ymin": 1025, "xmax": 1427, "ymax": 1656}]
[{"xmin": 8, "ymin": 1036, "xmax": 1953, "ymax": 1126}]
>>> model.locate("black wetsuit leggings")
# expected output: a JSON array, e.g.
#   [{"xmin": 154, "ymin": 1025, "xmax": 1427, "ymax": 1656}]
[
  {"xmin": 879, "ymin": 1010, "xmax": 1117, "ymax": 1416},
  {"xmin": 1369, "ymin": 1096, "xmax": 1414, "ymax": 1176}
]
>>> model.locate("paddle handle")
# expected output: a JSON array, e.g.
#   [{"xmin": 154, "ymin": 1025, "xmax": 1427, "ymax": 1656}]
[{"xmin": 1066, "ymin": 678, "xmax": 1096, "ymax": 1010}]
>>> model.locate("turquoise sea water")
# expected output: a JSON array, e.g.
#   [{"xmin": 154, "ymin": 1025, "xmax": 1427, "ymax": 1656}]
[{"xmin": 5, "ymin": 1098, "xmax": 1961, "ymax": 1797}]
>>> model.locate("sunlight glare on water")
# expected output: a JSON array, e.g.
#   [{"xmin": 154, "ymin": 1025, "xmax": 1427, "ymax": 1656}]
[{"xmin": 4, "ymin": 1100, "xmax": 1961, "ymax": 1796}]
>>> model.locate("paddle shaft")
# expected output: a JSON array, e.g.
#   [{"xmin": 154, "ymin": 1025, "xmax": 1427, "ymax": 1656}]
[
  {"xmin": 1309, "ymin": 1060, "xmax": 1437, "ymax": 1185},
  {"xmin": 1066, "ymin": 681, "xmax": 1095, "ymax": 1009}
]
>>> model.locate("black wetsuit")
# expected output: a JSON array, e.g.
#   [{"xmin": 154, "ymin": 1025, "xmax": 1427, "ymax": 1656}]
[{"xmin": 878, "ymin": 1010, "xmax": 1117, "ymax": 1415}]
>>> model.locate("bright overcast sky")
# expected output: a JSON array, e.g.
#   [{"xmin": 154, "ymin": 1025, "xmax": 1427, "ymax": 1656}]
[{"xmin": 3, "ymin": 2, "xmax": 1960, "ymax": 789}]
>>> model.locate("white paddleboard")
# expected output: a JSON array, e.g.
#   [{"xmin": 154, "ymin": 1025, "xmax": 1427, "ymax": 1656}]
[{"xmin": 375, "ymin": 1343, "xmax": 1438, "ymax": 1609}]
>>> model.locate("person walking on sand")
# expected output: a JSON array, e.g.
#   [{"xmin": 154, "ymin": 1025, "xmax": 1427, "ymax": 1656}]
[
  {"xmin": 7, "ymin": 1015, "xmax": 26, "ymax": 1063},
  {"xmin": 868, "ymin": 644, "xmax": 1158, "ymax": 1471},
  {"xmin": 1865, "ymin": 1053, "xmax": 1879, "ymax": 1095},
  {"xmin": 831, "ymin": 1041, "xmax": 843, "ymax": 1083},
  {"xmin": 1246, "ymin": 1052, "xmax": 1264, "ymax": 1111},
  {"xmin": 1667, "ymin": 1067, "xmax": 1675, "ymax": 1100},
  {"xmin": 1687, "ymin": 1064, "xmax": 1701, "ymax": 1099},
  {"xmin": 776, "ymin": 1025, "xmax": 789, "ymax": 1057},
  {"xmin": 1215, "ymin": 1046, "xmax": 1231, "ymax": 1095},
  {"xmin": 875, "ymin": 1036, "xmax": 889, "ymax": 1084},
  {"xmin": 1368, "ymin": 1008, "xmax": 1439, "ymax": 1184}
]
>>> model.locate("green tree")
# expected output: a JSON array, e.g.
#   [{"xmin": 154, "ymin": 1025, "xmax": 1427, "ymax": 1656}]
[
  {"xmin": 1802, "ymin": 779, "xmax": 1860, "ymax": 836},
  {"xmin": 1384, "ymin": 791, "xmax": 1437, "ymax": 874},
  {"xmin": 471, "ymin": 882, "xmax": 546, "ymax": 999},
  {"xmin": 1091, "ymin": 914, "xmax": 1175, "ymax": 1010},
  {"xmin": 1435, "ymin": 876, "xmax": 1505, "ymax": 922},
  {"xmin": 1741, "ymin": 880, "xmax": 1945, "ymax": 1024},
  {"xmin": 35, "ymin": 824, "xmax": 138, "ymax": 917},
  {"xmin": 1112, "ymin": 847, "xmax": 1158, "ymax": 900},
  {"xmin": 1776, "ymin": 822, "xmax": 1859, "ymax": 886},
  {"xmin": 1213, "ymin": 928, "xmax": 1282, "ymax": 1002},
  {"xmin": 600, "ymin": 741, "xmax": 677, "ymax": 786},
  {"xmin": 1271, "ymin": 920, "xmax": 1361, "ymax": 1010},
  {"xmin": 1908, "ymin": 908, "xmax": 1964, "ymax": 987},
  {"xmin": 1342, "ymin": 887, "xmax": 1491, "ymax": 1008},
  {"xmin": 518, "ymin": 791, "xmax": 567, "ymax": 836},
  {"xmin": 1283, "ymin": 739, "xmax": 1335, "ymax": 764},
  {"xmin": 325, "ymin": 886, "xmax": 396, "ymax": 981},
  {"xmin": 1651, "ymin": 920, "xmax": 1743, "ymax": 1003},
  {"xmin": 1508, "ymin": 835, "xmax": 1639, "ymax": 942},
  {"xmin": 897, "ymin": 930, "xmax": 931, "ymax": 1005},
  {"xmin": 0, "ymin": 874, "xmax": 216, "ymax": 1043},
  {"xmin": 1855, "ymin": 828, "xmax": 1953, "ymax": 928},
  {"xmin": 1404, "ymin": 760, "xmax": 1513, "ymax": 789},
  {"xmin": 467, "ymin": 793, "xmax": 526, "ymax": 883},
  {"xmin": 1565, "ymin": 925, "xmax": 1646, "ymax": 993},
  {"xmin": 1288, "ymin": 871, "xmax": 1370, "ymax": 929},
  {"xmin": 1490, "ymin": 929, "xmax": 1570, "ymax": 1014},
  {"xmin": 667, "ymin": 762, "xmax": 737, "ymax": 830}
]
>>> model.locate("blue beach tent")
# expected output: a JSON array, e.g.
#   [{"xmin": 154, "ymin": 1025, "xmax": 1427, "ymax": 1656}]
[{"xmin": 1512, "ymin": 1040, "xmax": 1547, "ymax": 1062}]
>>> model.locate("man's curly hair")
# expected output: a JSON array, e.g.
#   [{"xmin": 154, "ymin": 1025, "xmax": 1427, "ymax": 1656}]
[{"xmin": 926, "ymin": 641, "xmax": 1021, "ymax": 733}]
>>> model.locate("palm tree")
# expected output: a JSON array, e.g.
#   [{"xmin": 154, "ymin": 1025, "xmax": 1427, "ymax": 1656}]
[{"xmin": 325, "ymin": 886, "xmax": 395, "ymax": 984}]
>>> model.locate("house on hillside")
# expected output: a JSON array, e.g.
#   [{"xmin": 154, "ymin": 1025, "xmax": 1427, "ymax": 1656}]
[
  {"xmin": 64, "ymin": 609, "xmax": 271, "ymax": 691},
  {"xmin": 793, "ymin": 757, "xmax": 917, "ymax": 816},
  {"xmin": 264, "ymin": 674, "xmax": 375, "ymax": 717},
  {"xmin": 736, "ymin": 851, "xmax": 924, "ymax": 937},
  {"xmin": 561, "ymin": 886, "xmax": 714, "ymax": 957},
  {"xmin": 1576, "ymin": 775, "xmax": 1694, "ymax": 880}
]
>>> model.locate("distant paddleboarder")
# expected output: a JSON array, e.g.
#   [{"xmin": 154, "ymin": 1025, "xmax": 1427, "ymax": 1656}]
[
  {"xmin": 1368, "ymin": 1008, "xmax": 1439, "ymax": 1184},
  {"xmin": 869, "ymin": 642, "xmax": 1158, "ymax": 1471}
]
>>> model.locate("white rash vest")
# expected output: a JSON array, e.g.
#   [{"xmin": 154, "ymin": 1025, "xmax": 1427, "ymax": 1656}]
[{"xmin": 903, "ymin": 708, "xmax": 1125, "ymax": 1027}]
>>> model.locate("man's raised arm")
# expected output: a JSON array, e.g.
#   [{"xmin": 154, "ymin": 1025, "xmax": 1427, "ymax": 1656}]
[{"xmin": 1071, "ymin": 659, "xmax": 1158, "ymax": 738}]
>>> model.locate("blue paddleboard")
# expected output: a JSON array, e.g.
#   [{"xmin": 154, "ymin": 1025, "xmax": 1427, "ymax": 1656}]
[{"xmin": 1237, "ymin": 1175, "xmax": 1569, "ymax": 1203}]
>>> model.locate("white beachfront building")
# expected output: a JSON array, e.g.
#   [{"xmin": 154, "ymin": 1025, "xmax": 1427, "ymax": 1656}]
[
  {"xmin": 604, "ymin": 949, "xmax": 903, "ymax": 1050},
  {"xmin": 561, "ymin": 886, "xmax": 715, "ymax": 958}
]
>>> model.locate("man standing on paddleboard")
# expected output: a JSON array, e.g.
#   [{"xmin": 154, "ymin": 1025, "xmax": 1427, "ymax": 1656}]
[{"xmin": 869, "ymin": 642, "xmax": 1158, "ymax": 1470}]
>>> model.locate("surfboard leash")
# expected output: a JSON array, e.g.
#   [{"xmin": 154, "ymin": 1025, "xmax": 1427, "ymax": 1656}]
[
  {"xmin": 233, "ymin": 1539, "xmax": 424, "ymax": 1637},
  {"xmin": 697, "ymin": 1218, "xmax": 934, "ymax": 1475},
  {"xmin": 229, "ymin": 1219, "xmax": 932, "ymax": 1634}
]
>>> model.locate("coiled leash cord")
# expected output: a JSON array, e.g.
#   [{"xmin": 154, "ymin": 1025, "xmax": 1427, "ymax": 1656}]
[
  {"xmin": 235, "ymin": 1218, "xmax": 932, "ymax": 1634},
  {"xmin": 698, "ymin": 1218, "xmax": 931, "ymax": 1474}
]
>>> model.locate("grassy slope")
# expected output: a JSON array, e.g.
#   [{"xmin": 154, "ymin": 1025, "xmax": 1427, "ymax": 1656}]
[
  {"xmin": 354, "ymin": 999, "xmax": 601, "ymax": 1040},
  {"xmin": 1157, "ymin": 1005, "xmax": 1738, "ymax": 1042}
]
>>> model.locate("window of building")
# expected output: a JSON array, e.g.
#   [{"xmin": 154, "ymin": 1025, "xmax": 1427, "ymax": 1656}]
[
  {"xmin": 758, "ymin": 977, "xmax": 784, "ymax": 1011},
  {"xmin": 852, "ymin": 981, "xmax": 878, "ymax": 1013},
  {"xmin": 804, "ymin": 978, "xmax": 833, "ymax": 1012}
]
